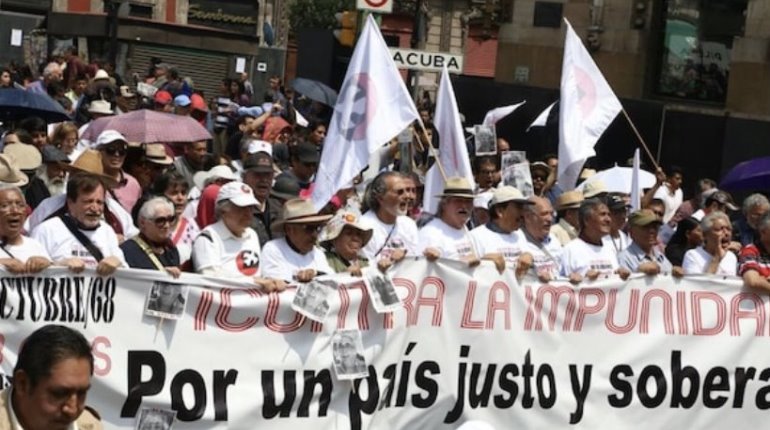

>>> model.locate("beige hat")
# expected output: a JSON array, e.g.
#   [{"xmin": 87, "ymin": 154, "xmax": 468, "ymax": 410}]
[
  {"xmin": 579, "ymin": 168, "xmax": 597, "ymax": 180},
  {"xmin": 3, "ymin": 143, "xmax": 42, "ymax": 171},
  {"xmin": 435, "ymin": 176, "xmax": 475, "ymax": 199},
  {"xmin": 628, "ymin": 209, "xmax": 663, "ymax": 227},
  {"xmin": 88, "ymin": 99, "xmax": 114, "ymax": 115},
  {"xmin": 556, "ymin": 190, "xmax": 584, "ymax": 211},
  {"xmin": 271, "ymin": 198, "xmax": 333, "ymax": 232},
  {"xmin": 0, "ymin": 154, "xmax": 29, "ymax": 187},
  {"xmin": 63, "ymin": 149, "xmax": 118, "ymax": 188},
  {"xmin": 145, "ymin": 143, "xmax": 173, "ymax": 165},
  {"xmin": 93, "ymin": 69, "xmax": 110, "ymax": 81},
  {"xmin": 582, "ymin": 180, "xmax": 608, "ymax": 199},
  {"xmin": 489, "ymin": 186, "xmax": 533, "ymax": 208},
  {"xmin": 319, "ymin": 207, "xmax": 373, "ymax": 246}
]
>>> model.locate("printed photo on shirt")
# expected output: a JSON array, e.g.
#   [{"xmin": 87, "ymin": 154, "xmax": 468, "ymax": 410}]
[
  {"xmin": 292, "ymin": 278, "xmax": 336, "ymax": 322},
  {"xmin": 136, "ymin": 407, "xmax": 176, "ymax": 430},
  {"xmin": 473, "ymin": 124, "xmax": 497, "ymax": 156},
  {"xmin": 332, "ymin": 329, "xmax": 368, "ymax": 380},
  {"xmin": 144, "ymin": 281, "xmax": 188, "ymax": 320},
  {"xmin": 362, "ymin": 267, "xmax": 401, "ymax": 313}
]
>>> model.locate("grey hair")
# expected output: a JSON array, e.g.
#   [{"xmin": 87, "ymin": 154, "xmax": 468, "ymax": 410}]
[
  {"xmin": 138, "ymin": 197, "xmax": 174, "ymax": 220},
  {"xmin": 0, "ymin": 184, "xmax": 25, "ymax": 203},
  {"xmin": 758, "ymin": 213, "xmax": 770, "ymax": 232},
  {"xmin": 215, "ymin": 200, "xmax": 236, "ymax": 220},
  {"xmin": 578, "ymin": 198, "xmax": 605, "ymax": 230},
  {"xmin": 742, "ymin": 193, "xmax": 770, "ymax": 214},
  {"xmin": 42, "ymin": 62, "xmax": 60, "ymax": 78},
  {"xmin": 363, "ymin": 171, "xmax": 401, "ymax": 213},
  {"xmin": 701, "ymin": 211, "xmax": 729, "ymax": 235}
]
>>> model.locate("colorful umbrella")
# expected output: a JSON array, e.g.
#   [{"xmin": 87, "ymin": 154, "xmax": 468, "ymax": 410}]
[{"xmin": 81, "ymin": 109, "xmax": 211, "ymax": 144}]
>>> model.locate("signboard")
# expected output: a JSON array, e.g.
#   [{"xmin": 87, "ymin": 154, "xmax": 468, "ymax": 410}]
[
  {"xmin": 187, "ymin": 0, "xmax": 259, "ymax": 35},
  {"xmin": 389, "ymin": 48, "xmax": 464, "ymax": 74},
  {"xmin": 356, "ymin": 0, "xmax": 394, "ymax": 13}
]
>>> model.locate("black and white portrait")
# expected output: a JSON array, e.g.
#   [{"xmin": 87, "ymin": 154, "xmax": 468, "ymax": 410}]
[
  {"xmin": 144, "ymin": 282, "xmax": 188, "ymax": 320},
  {"xmin": 332, "ymin": 329, "xmax": 367, "ymax": 379},
  {"xmin": 473, "ymin": 125, "xmax": 497, "ymax": 156},
  {"xmin": 136, "ymin": 408, "xmax": 175, "ymax": 430},
  {"xmin": 363, "ymin": 267, "xmax": 401, "ymax": 313},
  {"xmin": 511, "ymin": 162, "xmax": 534, "ymax": 197},
  {"xmin": 501, "ymin": 150, "xmax": 527, "ymax": 171},
  {"xmin": 292, "ymin": 278, "xmax": 336, "ymax": 322}
]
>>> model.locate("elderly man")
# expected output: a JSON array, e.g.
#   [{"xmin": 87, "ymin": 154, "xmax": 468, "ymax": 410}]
[
  {"xmin": 27, "ymin": 62, "xmax": 62, "ymax": 95},
  {"xmin": 192, "ymin": 181, "xmax": 285, "ymax": 292},
  {"xmin": 739, "ymin": 213, "xmax": 770, "ymax": 291},
  {"xmin": 95, "ymin": 130, "xmax": 141, "ymax": 212},
  {"xmin": 518, "ymin": 196, "xmax": 564, "ymax": 281},
  {"xmin": 618, "ymin": 209, "xmax": 678, "ymax": 275},
  {"xmin": 683, "ymin": 211, "xmax": 736, "ymax": 275},
  {"xmin": 550, "ymin": 190, "xmax": 582, "ymax": 246},
  {"xmin": 31, "ymin": 174, "xmax": 125, "ymax": 275},
  {"xmin": 360, "ymin": 171, "xmax": 419, "ymax": 267},
  {"xmin": 602, "ymin": 194, "xmax": 631, "ymax": 255},
  {"xmin": 120, "ymin": 197, "xmax": 181, "ymax": 277},
  {"xmin": 418, "ymin": 177, "xmax": 477, "ymax": 261},
  {"xmin": 1, "ymin": 325, "xmax": 102, "ymax": 430},
  {"xmin": 470, "ymin": 186, "xmax": 533, "ymax": 274},
  {"xmin": 261, "ymin": 198, "xmax": 333, "ymax": 282},
  {"xmin": 734, "ymin": 193, "xmax": 770, "ymax": 246},
  {"xmin": 25, "ymin": 145, "xmax": 69, "ymax": 209},
  {"xmin": 241, "ymin": 151, "xmax": 279, "ymax": 246},
  {"xmin": 560, "ymin": 198, "xmax": 630, "ymax": 282},
  {"xmin": 0, "ymin": 186, "xmax": 51, "ymax": 273},
  {"xmin": 173, "ymin": 140, "xmax": 208, "ymax": 189}
]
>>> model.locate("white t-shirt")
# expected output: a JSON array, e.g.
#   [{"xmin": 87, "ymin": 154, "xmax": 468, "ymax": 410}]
[
  {"xmin": 654, "ymin": 185, "xmax": 683, "ymax": 224},
  {"xmin": 517, "ymin": 230, "xmax": 564, "ymax": 279},
  {"xmin": 682, "ymin": 246, "xmax": 737, "ymax": 276},
  {"xmin": 31, "ymin": 217, "xmax": 126, "ymax": 267},
  {"xmin": 260, "ymin": 238, "xmax": 334, "ymax": 281},
  {"xmin": 602, "ymin": 231, "xmax": 631, "ymax": 255},
  {"xmin": 560, "ymin": 237, "xmax": 618, "ymax": 277},
  {"xmin": 418, "ymin": 218, "xmax": 475, "ymax": 260},
  {"xmin": 470, "ymin": 224, "xmax": 524, "ymax": 264},
  {"xmin": 25, "ymin": 193, "xmax": 139, "ymax": 239},
  {"xmin": 360, "ymin": 211, "xmax": 419, "ymax": 260},
  {"xmin": 0, "ymin": 236, "xmax": 51, "ymax": 262},
  {"xmin": 192, "ymin": 220, "xmax": 261, "ymax": 277}
]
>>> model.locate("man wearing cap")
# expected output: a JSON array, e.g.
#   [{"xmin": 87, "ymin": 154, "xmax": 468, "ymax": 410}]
[
  {"xmin": 275, "ymin": 142, "xmax": 319, "ymax": 190},
  {"xmin": 241, "ymin": 151, "xmax": 278, "ymax": 246},
  {"xmin": 153, "ymin": 90, "xmax": 173, "ymax": 112},
  {"xmin": 173, "ymin": 140, "xmax": 208, "ymax": 189},
  {"xmin": 31, "ymin": 174, "xmax": 126, "ymax": 275},
  {"xmin": 518, "ymin": 196, "xmax": 563, "ymax": 281},
  {"xmin": 418, "ymin": 177, "xmax": 477, "ymax": 261},
  {"xmin": 25, "ymin": 145, "xmax": 69, "ymax": 209},
  {"xmin": 692, "ymin": 190, "xmax": 738, "ymax": 221},
  {"xmin": 116, "ymin": 85, "xmax": 138, "ymax": 114},
  {"xmin": 192, "ymin": 165, "xmax": 239, "ymax": 229},
  {"xmin": 550, "ymin": 190, "xmax": 583, "ymax": 246},
  {"xmin": 260, "ymin": 198, "xmax": 334, "ymax": 282},
  {"xmin": 560, "ymin": 198, "xmax": 631, "ymax": 283},
  {"xmin": 95, "ymin": 130, "xmax": 141, "ymax": 213},
  {"xmin": 174, "ymin": 94, "xmax": 191, "ymax": 116},
  {"xmin": 602, "ymin": 194, "xmax": 631, "ymax": 255},
  {"xmin": 531, "ymin": 161, "xmax": 562, "ymax": 206},
  {"xmin": 618, "ymin": 209, "xmax": 678, "ymax": 275},
  {"xmin": 470, "ymin": 186, "xmax": 534, "ymax": 275},
  {"xmin": 192, "ymin": 181, "xmax": 285, "ymax": 292},
  {"xmin": 0, "ymin": 186, "xmax": 52, "ymax": 273}
]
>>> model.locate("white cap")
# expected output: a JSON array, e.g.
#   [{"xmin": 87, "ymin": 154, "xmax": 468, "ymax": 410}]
[
  {"xmin": 88, "ymin": 99, "xmax": 113, "ymax": 115},
  {"xmin": 192, "ymin": 165, "xmax": 239, "ymax": 190},
  {"xmin": 94, "ymin": 69, "xmax": 110, "ymax": 80},
  {"xmin": 95, "ymin": 129, "xmax": 126, "ymax": 148},
  {"xmin": 216, "ymin": 181, "xmax": 259, "ymax": 207},
  {"xmin": 247, "ymin": 139, "xmax": 273, "ymax": 156}
]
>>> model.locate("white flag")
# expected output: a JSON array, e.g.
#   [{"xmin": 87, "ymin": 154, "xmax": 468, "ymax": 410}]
[
  {"xmin": 630, "ymin": 148, "xmax": 641, "ymax": 211},
  {"xmin": 311, "ymin": 15, "xmax": 419, "ymax": 210},
  {"xmin": 482, "ymin": 101, "xmax": 526, "ymax": 126},
  {"xmin": 422, "ymin": 67, "xmax": 474, "ymax": 214},
  {"xmin": 526, "ymin": 101, "xmax": 556, "ymax": 131},
  {"xmin": 558, "ymin": 19, "xmax": 622, "ymax": 190}
]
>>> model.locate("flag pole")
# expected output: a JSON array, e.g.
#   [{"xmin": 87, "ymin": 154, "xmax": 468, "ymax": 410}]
[
  {"xmin": 622, "ymin": 109, "xmax": 660, "ymax": 171},
  {"xmin": 415, "ymin": 119, "xmax": 449, "ymax": 182}
]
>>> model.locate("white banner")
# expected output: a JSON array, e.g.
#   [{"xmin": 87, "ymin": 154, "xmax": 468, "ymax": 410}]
[{"xmin": 0, "ymin": 263, "xmax": 767, "ymax": 429}]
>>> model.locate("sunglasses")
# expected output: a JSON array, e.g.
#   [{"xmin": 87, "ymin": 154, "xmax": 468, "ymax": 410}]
[
  {"xmin": 102, "ymin": 146, "xmax": 127, "ymax": 157},
  {"xmin": 151, "ymin": 215, "xmax": 176, "ymax": 227}
]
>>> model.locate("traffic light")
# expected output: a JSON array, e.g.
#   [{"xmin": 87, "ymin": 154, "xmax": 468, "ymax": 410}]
[{"xmin": 334, "ymin": 11, "xmax": 357, "ymax": 47}]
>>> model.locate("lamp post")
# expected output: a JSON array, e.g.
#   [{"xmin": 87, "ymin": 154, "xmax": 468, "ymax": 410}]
[{"xmin": 104, "ymin": 0, "xmax": 126, "ymax": 66}]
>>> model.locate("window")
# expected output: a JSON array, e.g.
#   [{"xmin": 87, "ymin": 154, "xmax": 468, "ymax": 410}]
[{"xmin": 654, "ymin": 0, "xmax": 747, "ymax": 103}]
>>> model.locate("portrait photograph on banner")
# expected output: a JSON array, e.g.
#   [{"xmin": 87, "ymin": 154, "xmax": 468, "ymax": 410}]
[
  {"xmin": 362, "ymin": 267, "xmax": 401, "ymax": 313},
  {"xmin": 136, "ymin": 408, "xmax": 176, "ymax": 430},
  {"xmin": 144, "ymin": 281, "xmax": 188, "ymax": 320},
  {"xmin": 332, "ymin": 329, "xmax": 368, "ymax": 380},
  {"xmin": 292, "ymin": 278, "xmax": 336, "ymax": 322}
]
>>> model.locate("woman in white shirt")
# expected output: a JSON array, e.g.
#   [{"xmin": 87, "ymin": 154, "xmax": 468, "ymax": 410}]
[{"xmin": 682, "ymin": 211, "xmax": 737, "ymax": 275}]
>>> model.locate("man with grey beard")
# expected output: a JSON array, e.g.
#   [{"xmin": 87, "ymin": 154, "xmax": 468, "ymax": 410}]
[{"xmin": 24, "ymin": 146, "xmax": 69, "ymax": 209}]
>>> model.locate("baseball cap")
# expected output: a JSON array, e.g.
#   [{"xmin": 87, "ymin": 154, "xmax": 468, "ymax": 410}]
[
  {"xmin": 489, "ymin": 186, "xmax": 533, "ymax": 208},
  {"xmin": 706, "ymin": 190, "xmax": 738, "ymax": 211},
  {"xmin": 247, "ymin": 139, "xmax": 272, "ymax": 156},
  {"xmin": 190, "ymin": 93, "xmax": 207, "ymax": 112},
  {"xmin": 607, "ymin": 194, "xmax": 630, "ymax": 211},
  {"xmin": 95, "ymin": 130, "xmax": 127, "ymax": 148},
  {"xmin": 629, "ymin": 209, "xmax": 663, "ymax": 227},
  {"xmin": 119, "ymin": 85, "xmax": 136, "ymax": 98},
  {"xmin": 216, "ymin": 181, "xmax": 259, "ymax": 207},
  {"xmin": 154, "ymin": 90, "xmax": 172, "ymax": 105},
  {"xmin": 296, "ymin": 142, "xmax": 320, "ymax": 164},
  {"xmin": 174, "ymin": 94, "xmax": 191, "ymax": 107},
  {"xmin": 243, "ymin": 152, "xmax": 274, "ymax": 173}
]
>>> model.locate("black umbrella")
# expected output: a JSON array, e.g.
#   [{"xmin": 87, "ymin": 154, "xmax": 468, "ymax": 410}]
[
  {"xmin": 0, "ymin": 89, "xmax": 71, "ymax": 123},
  {"xmin": 290, "ymin": 77, "xmax": 338, "ymax": 107}
]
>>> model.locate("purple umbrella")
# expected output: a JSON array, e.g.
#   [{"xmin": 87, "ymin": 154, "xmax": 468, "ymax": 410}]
[
  {"xmin": 81, "ymin": 109, "xmax": 211, "ymax": 144},
  {"xmin": 720, "ymin": 156, "xmax": 770, "ymax": 191}
]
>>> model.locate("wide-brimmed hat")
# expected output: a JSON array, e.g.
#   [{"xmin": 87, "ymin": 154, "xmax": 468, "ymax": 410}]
[
  {"xmin": 271, "ymin": 198, "xmax": 332, "ymax": 231},
  {"xmin": 629, "ymin": 209, "xmax": 663, "ymax": 227},
  {"xmin": 63, "ymin": 149, "xmax": 118, "ymax": 188},
  {"xmin": 435, "ymin": 176, "xmax": 475, "ymax": 199},
  {"xmin": 216, "ymin": 181, "xmax": 259, "ymax": 207},
  {"xmin": 582, "ymin": 180, "xmax": 608, "ymax": 199},
  {"xmin": 88, "ymin": 99, "xmax": 113, "ymax": 115},
  {"xmin": 3, "ymin": 143, "xmax": 42, "ymax": 171},
  {"xmin": 556, "ymin": 190, "xmax": 583, "ymax": 211},
  {"xmin": 0, "ymin": 154, "xmax": 29, "ymax": 186},
  {"xmin": 489, "ymin": 186, "xmax": 533, "ymax": 208},
  {"xmin": 145, "ymin": 143, "xmax": 173, "ymax": 165},
  {"xmin": 192, "ymin": 165, "xmax": 238, "ymax": 190},
  {"xmin": 319, "ymin": 207, "xmax": 373, "ymax": 246},
  {"xmin": 270, "ymin": 176, "xmax": 301, "ymax": 201}
]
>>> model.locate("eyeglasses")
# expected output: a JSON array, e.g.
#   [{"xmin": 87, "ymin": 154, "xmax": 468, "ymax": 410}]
[
  {"xmin": 151, "ymin": 215, "xmax": 176, "ymax": 227},
  {"xmin": 102, "ymin": 146, "xmax": 127, "ymax": 157}
]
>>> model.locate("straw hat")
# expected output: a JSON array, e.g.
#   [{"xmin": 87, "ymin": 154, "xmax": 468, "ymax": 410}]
[
  {"xmin": 63, "ymin": 149, "xmax": 118, "ymax": 188},
  {"xmin": 582, "ymin": 180, "xmax": 608, "ymax": 199},
  {"xmin": 271, "ymin": 198, "xmax": 332, "ymax": 232},
  {"xmin": 319, "ymin": 207, "xmax": 373, "ymax": 246},
  {"xmin": 435, "ymin": 176, "xmax": 475, "ymax": 199},
  {"xmin": 0, "ymin": 154, "xmax": 29, "ymax": 187},
  {"xmin": 489, "ymin": 186, "xmax": 533, "ymax": 208},
  {"xmin": 556, "ymin": 190, "xmax": 584, "ymax": 211},
  {"xmin": 145, "ymin": 143, "xmax": 173, "ymax": 165},
  {"xmin": 88, "ymin": 99, "xmax": 113, "ymax": 115},
  {"xmin": 3, "ymin": 143, "xmax": 42, "ymax": 171}
]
